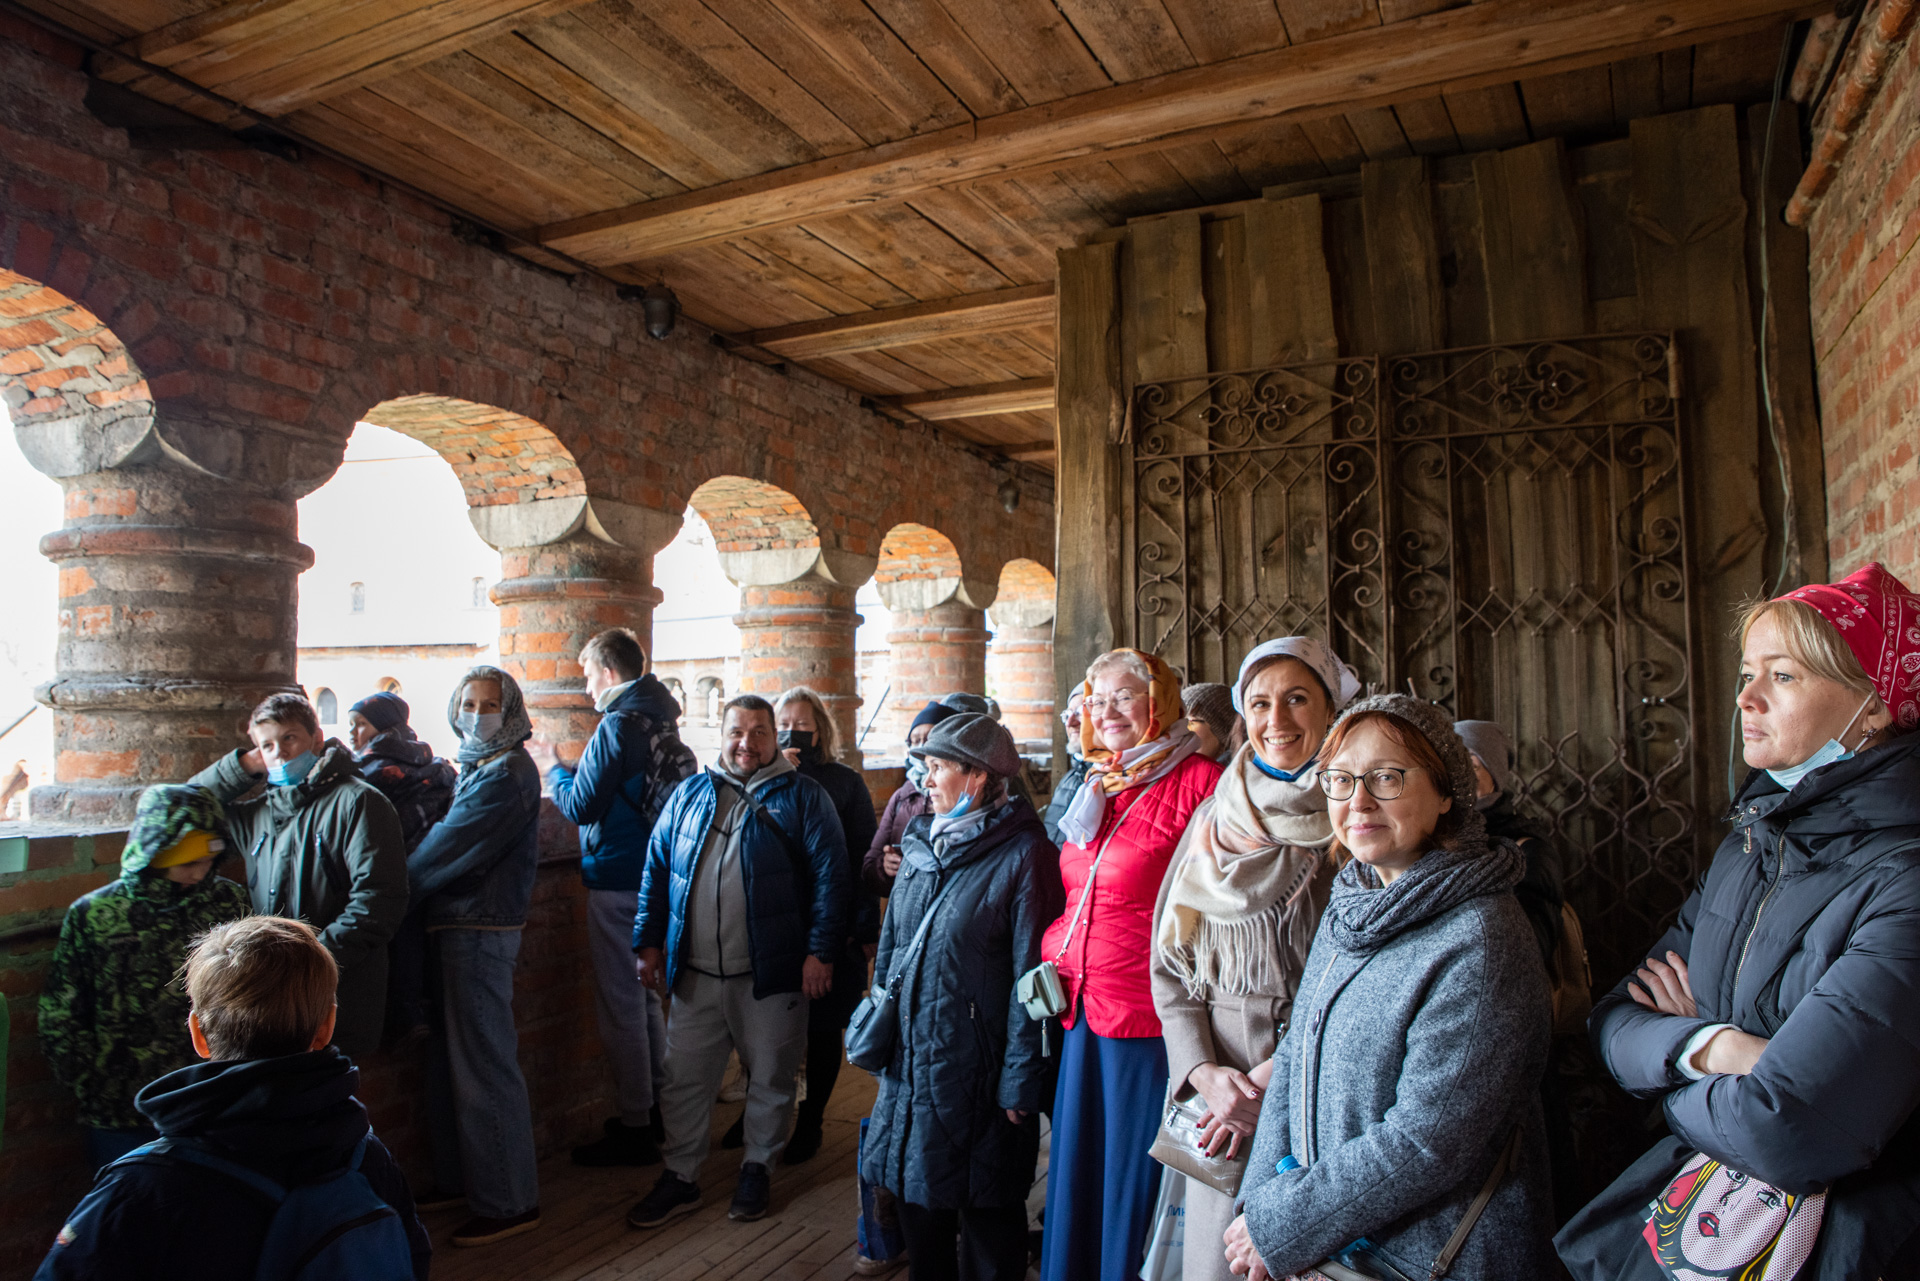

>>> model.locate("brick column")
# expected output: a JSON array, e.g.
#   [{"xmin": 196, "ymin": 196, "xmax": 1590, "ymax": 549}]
[
  {"xmin": 733, "ymin": 575, "xmax": 864, "ymax": 762},
  {"xmin": 34, "ymin": 466, "xmax": 311, "ymax": 824},
  {"xmin": 988, "ymin": 623, "xmax": 1055, "ymax": 752},
  {"xmin": 475, "ymin": 499, "xmax": 681, "ymax": 762},
  {"xmin": 884, "ymin": 602, "xmax": 990, "ymax": 748}
]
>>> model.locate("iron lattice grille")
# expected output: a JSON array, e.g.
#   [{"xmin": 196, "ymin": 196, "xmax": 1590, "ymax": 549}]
[{"xmin": 1129, "ymin": 334, "xmax": 1695, "ymax": 983}]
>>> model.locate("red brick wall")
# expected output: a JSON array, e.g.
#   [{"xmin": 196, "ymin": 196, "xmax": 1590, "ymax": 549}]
[
  {"xmin": 1806, "ymin": 16, "xmax": 1920, "ymax": 583},
  {"xmin": 0, "ymin": 20, "xmax": 1053, "ymax": 581}
]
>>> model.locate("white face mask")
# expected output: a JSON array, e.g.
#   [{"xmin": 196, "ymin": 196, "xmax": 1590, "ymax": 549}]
[
  {"xmin": 457, "ymin": 711, "xmax": 505, "ymax": 743},
  {"xmin": 1766, "ymin": 692, "xmax": 1876, "ymax": 791}
]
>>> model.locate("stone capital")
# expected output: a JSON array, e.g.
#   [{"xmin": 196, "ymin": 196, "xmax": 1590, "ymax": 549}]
[
  {"xmin": 989, "ymin": 596, "xmax": 1057, "ymax": 629},
  {"xmin": 875, "ymin": 575, "xmax": 1000, "ymax": 614},
  {"xmin": 716, "ymin": 546, "xmax": 878, "ymax": 590},
  {"xmin": 469, "ymin": 495, "xmax": 683, "ymax": 556},
  {"xmin": 15, "ymin": 407, "xmax": 341, "ymax": 497}
]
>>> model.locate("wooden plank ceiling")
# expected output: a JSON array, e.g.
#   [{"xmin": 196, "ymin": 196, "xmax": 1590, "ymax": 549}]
[{"xmin": 35, "ymin": 0, "xmax": 1813, "ymax": 467}]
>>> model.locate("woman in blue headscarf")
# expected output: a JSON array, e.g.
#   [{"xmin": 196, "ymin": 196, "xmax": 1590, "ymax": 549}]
[{"xmin": 406, "ymin": 665, "xmax": 547, "ymax": 1247}]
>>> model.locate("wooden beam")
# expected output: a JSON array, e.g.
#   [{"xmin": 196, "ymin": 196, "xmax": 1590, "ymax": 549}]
[
  {"xmin": 538, "ymin": 0, "xmax": 1821, "ymax": 264},
  {"xmin": 740, "ymin": 283, "xmax": 1054, "ymax": 359},
  {"xmin": 885, "ymin": 378, "xmax": 1056, "ymax": 420},
  {"xmin": 1004, "ymin": 440, "xmax": 1059, "ymax": 463}
]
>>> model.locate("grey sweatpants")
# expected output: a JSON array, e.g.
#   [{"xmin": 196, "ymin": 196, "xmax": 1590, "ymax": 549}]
[
  {"xmin": 587, "ymin": 889, "xmax": 668, "ymax": 1125},
  {"xmin": 659, "ymin": 969, "xmax": 808, "ymax": 1177}
]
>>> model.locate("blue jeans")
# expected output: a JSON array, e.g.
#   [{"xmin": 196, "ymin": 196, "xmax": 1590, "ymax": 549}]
[
  {"xmin": 426, "ymin": 928, "xmax": 539, "ymax": 1218},
  {"xmin": 1040, "ymin": 1018, "xmax": 1168, "ymax": 1281}
]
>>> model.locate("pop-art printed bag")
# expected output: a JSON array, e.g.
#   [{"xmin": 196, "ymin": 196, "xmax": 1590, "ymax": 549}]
[{"xmin": 1643, "ymin": 1151, "xmax": 1826, "ymax": 1281}]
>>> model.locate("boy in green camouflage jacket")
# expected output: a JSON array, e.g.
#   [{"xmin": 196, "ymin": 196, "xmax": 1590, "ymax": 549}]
[{"xmin": 38, "ymin": 785, "xmax": 252, "ymax": 1170}]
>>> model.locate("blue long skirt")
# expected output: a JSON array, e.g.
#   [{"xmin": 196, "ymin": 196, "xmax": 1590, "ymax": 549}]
[{"xmin": 1040, "ymin": 1017, "xmax": 1169, "ymax": 1281}]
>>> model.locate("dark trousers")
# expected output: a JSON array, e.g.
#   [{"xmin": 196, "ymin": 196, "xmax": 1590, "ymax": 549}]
[
  {"xmin": 1039, "ymin": 1017, "xmax": 1168, "ymax": 1281},
  {"xmin": 798, "ymin": 946, "xmax": 866, "ymax": 1130},
  {"xmin": 900, "ymin": 1201, "xmax": 1030, "ymax": 1281}
]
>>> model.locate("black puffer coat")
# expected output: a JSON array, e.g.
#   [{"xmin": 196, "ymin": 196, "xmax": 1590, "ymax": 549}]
[
  {"xmin": 795, "ymin": 753, "xmax": 881, "ymax": 948},
  {"xmin": 1559, "ymin": 732, "xmax": 1920, "ymax": 1280},
  {"xmin": 356, "ymin": 732, "xmax": 455, "ymax": 853},
  {"xmin": 862, "ymin": 798, "xmax": 1063, "ymax": 1210}
]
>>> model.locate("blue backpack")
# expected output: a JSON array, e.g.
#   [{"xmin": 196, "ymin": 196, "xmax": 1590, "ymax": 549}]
[{"xmin": 115, "ymin": 1133, "xmax": 414, "ymax": 1280}]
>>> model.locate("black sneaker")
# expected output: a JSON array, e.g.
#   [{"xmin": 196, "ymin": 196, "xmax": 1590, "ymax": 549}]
[
  {"xmin": 720, "ymin": 1112, "xmax": 744, "ymax": 1150},
  {"xmin": 628, "ymin": 1171, "xmax": 700, "ymax": 1229},
  {"xmin": 574, "ymin": 1120, "xmax": 662, "ymax": 1167},
  {"xmin": 729, "ymin": 1162, "xmax": 771, "ymax": 1221}
]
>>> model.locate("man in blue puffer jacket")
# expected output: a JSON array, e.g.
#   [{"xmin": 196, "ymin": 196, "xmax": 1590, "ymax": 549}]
[
  {"xmin": 530, "ymin": 628, "xmax": 695, "ymax": 1168},
  {"xmin": 626, "ymin": 693, "xmax": 849, "ymax": 1229}
]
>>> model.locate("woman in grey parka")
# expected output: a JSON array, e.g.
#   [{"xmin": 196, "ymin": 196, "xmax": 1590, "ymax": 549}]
[{"xmin": 1225, "ymin": 695, "xmax": 1555, "ymax": 1281}]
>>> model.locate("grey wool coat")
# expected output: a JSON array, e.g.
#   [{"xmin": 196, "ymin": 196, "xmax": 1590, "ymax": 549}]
[{"xmin": 1240, "ymin": 834, "xmax": 1556, "ymax": 1281}]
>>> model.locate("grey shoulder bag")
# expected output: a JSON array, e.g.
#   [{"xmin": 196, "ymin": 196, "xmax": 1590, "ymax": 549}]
[{"xmin": 845, "ymin": 868, "xmax": 956, "ymax": 1073}]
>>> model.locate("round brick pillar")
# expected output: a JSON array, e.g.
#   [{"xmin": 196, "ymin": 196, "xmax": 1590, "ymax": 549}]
[
  {"xmin": 733, "ymin": 576, "xmax": 864, "ymax": 766},
  {"xmin": 885, "ymin": 602, "xmax": 989, "ymax": 750},
  {"xmin": 989, "ymin": 623, "xmax": 1055, "ymax": 751},
  {"xmin": 493, "ymin": 535, "xmax": 661, "ymax": 762},
  {"xmin": 34, "ymin": 467, "xmax": 312, "ymax": 824}
]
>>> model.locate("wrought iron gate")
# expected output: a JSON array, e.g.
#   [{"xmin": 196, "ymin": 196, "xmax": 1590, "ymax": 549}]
[{"xmin": 1128, "ymin": 334, "xmax": 1695, "ymax": 980}]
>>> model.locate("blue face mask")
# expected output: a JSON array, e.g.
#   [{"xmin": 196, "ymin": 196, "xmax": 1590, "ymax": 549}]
[
  {"xmin": 267, "ymin": 751, "xmax": 318, "ymax": 787},
  {"xmin": 1765, "ymin": 692, "xmax": 1875, "ymax": 791},
  {"xmin": 1252, "ymin": 752, "xmax": 1316, "ymax": 784},
  {"xmin": 944, "ymin": 788, "xmax": 975, "ymax": 819},
  {"xmin": 905, "ymin": 757, "xmax": 930, "ymax": 793}
]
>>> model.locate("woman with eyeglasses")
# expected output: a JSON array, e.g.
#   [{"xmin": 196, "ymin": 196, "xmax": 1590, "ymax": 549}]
[
  {"xmin": 1225, "ymin": 694, "xmax": 1555, "ymax": 1281},
  {"xmin": 1041, "ymin": 650, "xmax": 1223, "ymax": 1281},
  {"xmin": 1149, "ymin": 639, "xmax": 1359, "ymax": 1281}
]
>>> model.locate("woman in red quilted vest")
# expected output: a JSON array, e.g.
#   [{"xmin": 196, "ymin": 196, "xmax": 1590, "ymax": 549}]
[{"xmin": 1039, "ymin": 649, "xmax": 1223, "ymax": 1281}]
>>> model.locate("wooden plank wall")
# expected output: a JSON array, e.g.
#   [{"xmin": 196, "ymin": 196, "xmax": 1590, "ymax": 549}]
[{"xmin": 1055, "ymin": 102, "xmax": 1826, "ymax": 832}]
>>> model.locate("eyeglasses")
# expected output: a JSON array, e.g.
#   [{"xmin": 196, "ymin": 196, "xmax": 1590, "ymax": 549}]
[
  {"xmin": 1320, "ymin": 766, "xmax": 1427, "ymax": 802},
  {"xmin": 1084, "ymin": 690, "xmax": 1144, "ymax": 715}
]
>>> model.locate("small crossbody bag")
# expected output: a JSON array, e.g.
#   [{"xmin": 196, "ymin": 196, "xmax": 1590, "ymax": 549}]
[{"xmin": 845, "ymin": 871, "xmax": 958, "ymax": 1073}]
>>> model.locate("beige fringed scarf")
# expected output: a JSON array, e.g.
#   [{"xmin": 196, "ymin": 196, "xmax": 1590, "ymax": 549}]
[{"xmin": 1156, "ymin": 742, "xmax": 1335, "ymax": 998}]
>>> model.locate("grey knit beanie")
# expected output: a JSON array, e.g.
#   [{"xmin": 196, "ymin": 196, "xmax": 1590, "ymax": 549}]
[
  {"xmin": 1452, "ymin": 719, "xmax": 1515, "ymax": 800},
  {"xmin": 1181, "ymin": 682, "xmax": 1237, "ymax": 748},
  {"xmin": 909, "ymin": 712, "xmax": 1022, "ymax": 779},
  {"xmin": 1329, "ymin": 694, "xmax": 1480, "ymax": 816}
]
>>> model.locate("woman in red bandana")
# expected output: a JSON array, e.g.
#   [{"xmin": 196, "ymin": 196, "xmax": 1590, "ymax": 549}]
[
  {"xmin": 1040, "ymin": 649, "xmax": 1223, "ymax": 1281},
  {"xmin": 1558, "ymin": 563, "xmax": 1920, "ymax": 1280}
]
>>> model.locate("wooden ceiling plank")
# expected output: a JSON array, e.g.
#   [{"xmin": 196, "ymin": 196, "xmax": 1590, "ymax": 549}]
[
  {"xmin": 1216, "ymin": 120, "xmax": 1329, "ymax": 189},
  {"xmin": 859, "ymin": 0, "xmax": 1026, "ymax": 118},
  {"xmin": 961, "ymin": 172, "xmax": 1120, "ymax": 255},
  {"xmin": 644, "ymin": 246, "xmax": 801, "ymax": 330},
  {"xmin": 803, "ymin": 349, "xmax": 938, "ymax": 396},
  {"xmin": 570, "ymin": 0, "xmax": 821, "ymax": 175},
  {"xmin": 1393, "ymin": 96, "xmax": 1460, "ymax": 155},
  {"xmin": 715, "ymin": 237, "xmax": 890, "ymax": 318},
  {"xmin": 1377, "ymin": 0, "xmax": 1467, "ymax": 20},
  {"xmin": 1107, "ymin": 150, "xmax": 1206, "ymax": 208},
  {"xmin": 799, "ymin": 204, "xmax": 1016, "ymax": 299},
  {"xmin": 1519, "ymin": 63, "xmax": 1614, "ymax": 139},
  {"xmin": 739, "ymin": 283, "xmax": 1055, "ymax": 358},
  {"xmin": 423, "ymin": 50, "xmax": 683, "ymax": 200},
  {"xmin": 758, "ymin": 0, "xmax": 973, "ymax": 135},
  {"xmin": 125, "ymin": 0, "xmax": 333, "ymax": 66},
  {"xmin": 1610, "ymin": 53, "xmax": 1664, "ymax": 124},
  {"xmin": 1300, "ymin": 114, "xmax": 1368, "ymax": 172},
  {"xmin": 1345, "ymin": 105, "xmax": 1415, "ymax": 160},
  {"xmin": 1443, "ymin": 82, "xmax": 1531, "ymax": 150},
  {"xmin": 738, "ymin": 225, "xmax": 919, "ymax": 310},
  {"xmin": 928, "ymin": 0, "xmax": 1111, "ymax": 105},
  {"xmin": 1272, "ymin": 0, "xmax": 1378, "ymax": 44},
  {"xmin": 696, "ymin": 0, "xmax": 918, "ymax": 143},
  {"xmin": 538, "ymin": 0, "xmax": 1820, "ymax": 264},
  {"xmin": 107, "ymin": 0, "xmax": 388, "ymax": 91},
  {"xmin": 1158, "ymin": 0, "xmax": 1288, "ymax": 64},
  {"xmin": 1052, "ymin": 0, "xmax": 1197, "ymax": 82},
  {"xmin": 1158, "ymin": 140, "xmax": 1256, "ymax": 205},
  {"xmin": 948, "ymin": 329, "xmax": 1058, "ymax": 377},
  {"xmin": 1660, "ymin": 45, "xmax": 1696, "ymax": 110},
  {"xmin": 877, "ymin": 338, "xmax": 1028, "ymax": 389},
  {"xmin": 471, "ymin": 31, "xmax": 725, "ymax": 189},
  {"xmin": 371, "ymin": 69, "xmax": 650, "ymax": 214},
  {"xmin": 290, "ymin": 97, "xmax": 541, "ymax": 230},
  {"xmin": 1690, "ymin": 24, "xmax": 1787, "ymax": 104},
  {"xmin": 903, "ymin": 188, "xmax": 1061, "ymax": 286},
  {"xmin": 885, "ymin": 377, "xmax": 1057, "ymax": 419}
]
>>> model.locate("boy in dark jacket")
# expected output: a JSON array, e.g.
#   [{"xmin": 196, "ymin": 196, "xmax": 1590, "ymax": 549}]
[
  {"xmin": 35, "ymin": 915, "xmax": 430, "ymax": 1281},
  {"xmin": 529, "ymin": 627, "xmax": 695, "ymax": 1166},
  {"xmin": 38, "ymin": 785, "xmax": 252, "ymax": 1170}
]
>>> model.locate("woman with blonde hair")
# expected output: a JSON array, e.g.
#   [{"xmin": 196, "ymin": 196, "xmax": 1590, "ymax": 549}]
[
  {"xmin": 1149, "ymin": 638, "xmax": 1360, "ymax": 1280},
  {"xmin": 1041, "ymin": 649, "xmax": 1222, "ymax": 1281},
  {"xmin": 1559, "ymin": 563, "xmax": 1920, "ymax": 1280}
]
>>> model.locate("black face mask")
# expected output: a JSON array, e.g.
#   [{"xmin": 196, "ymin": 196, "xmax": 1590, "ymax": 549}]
[{"xmin": 778, "ymin": 728, "xmax": 817, "ymax": 756}]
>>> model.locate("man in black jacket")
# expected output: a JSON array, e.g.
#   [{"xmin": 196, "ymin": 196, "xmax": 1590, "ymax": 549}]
[
  {"xmin": 626, "ymin": 694, "xmax": 849, "ymax": 1228},
  {"xmin": 35, "ymin": 916, "xmax": 429, "ymax": 1281}
]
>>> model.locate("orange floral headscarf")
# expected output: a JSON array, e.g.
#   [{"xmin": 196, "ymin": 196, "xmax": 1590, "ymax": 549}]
[{"xmin": 1079, "ymin": 649, "xmax": 1189, "ymax": 794}]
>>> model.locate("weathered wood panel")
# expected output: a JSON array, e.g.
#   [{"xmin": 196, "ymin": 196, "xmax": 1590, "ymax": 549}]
[
  {"xmin": 1475, "ymin": 137, "xmax": 1589, "ymax": 340},
  {"xmin": 1245, "ymin": 194, "xmax": 1340, "ymax": 364},
  {"xmin": 1362, "ymin": 156, "xmax": 1445, "ymax": 352}
]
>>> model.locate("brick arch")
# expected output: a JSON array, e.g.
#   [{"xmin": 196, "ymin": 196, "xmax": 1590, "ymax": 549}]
[
  {"xmin": 686, "ymin": 476, "xmax": 820, "ymax": 553},
  {"xmin": 996, "ymin": 558, "xmax": 1056, "ymax": 613},
  {"xmin": 0, "ymin": 266, "xmax": 153, "ymax": 458},
  {"xmin": 357, "ymin": 394, "xmax": 585, "ymax": 508},
  {"xmin": 876, "ymin": 522, "xmax": 963, "ymax": 586}
]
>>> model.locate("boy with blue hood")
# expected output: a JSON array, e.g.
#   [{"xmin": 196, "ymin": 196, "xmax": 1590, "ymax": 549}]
[{"xmin": 38, "ymin": 784, "xmax": 252, "ymax": 1170}]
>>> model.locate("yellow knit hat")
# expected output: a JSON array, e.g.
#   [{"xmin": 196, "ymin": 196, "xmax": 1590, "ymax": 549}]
[{"xmin": 148, "ymin": 830, "xmax": 224, "ymax": 869}]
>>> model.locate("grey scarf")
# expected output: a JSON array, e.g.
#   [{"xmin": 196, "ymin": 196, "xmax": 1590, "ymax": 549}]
[{"xmin": 1321, "ymin": 818, "xmax": 1523, "ymax": 955}]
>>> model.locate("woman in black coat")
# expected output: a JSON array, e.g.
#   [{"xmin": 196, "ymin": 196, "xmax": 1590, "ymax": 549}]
[
  {"xmin": 863, "ymin": 713, "xmax": 1063, "ymax": 1281},
  {"xmin": 1558, "ymin": 563, "xmax": 1920, "ymax": 1280}
]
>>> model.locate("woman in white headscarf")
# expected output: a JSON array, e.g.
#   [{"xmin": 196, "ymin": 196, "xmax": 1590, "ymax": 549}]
[{"xmin": 1148, "ymin": 637, "xmax": 1361, "ymax": 1281}]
